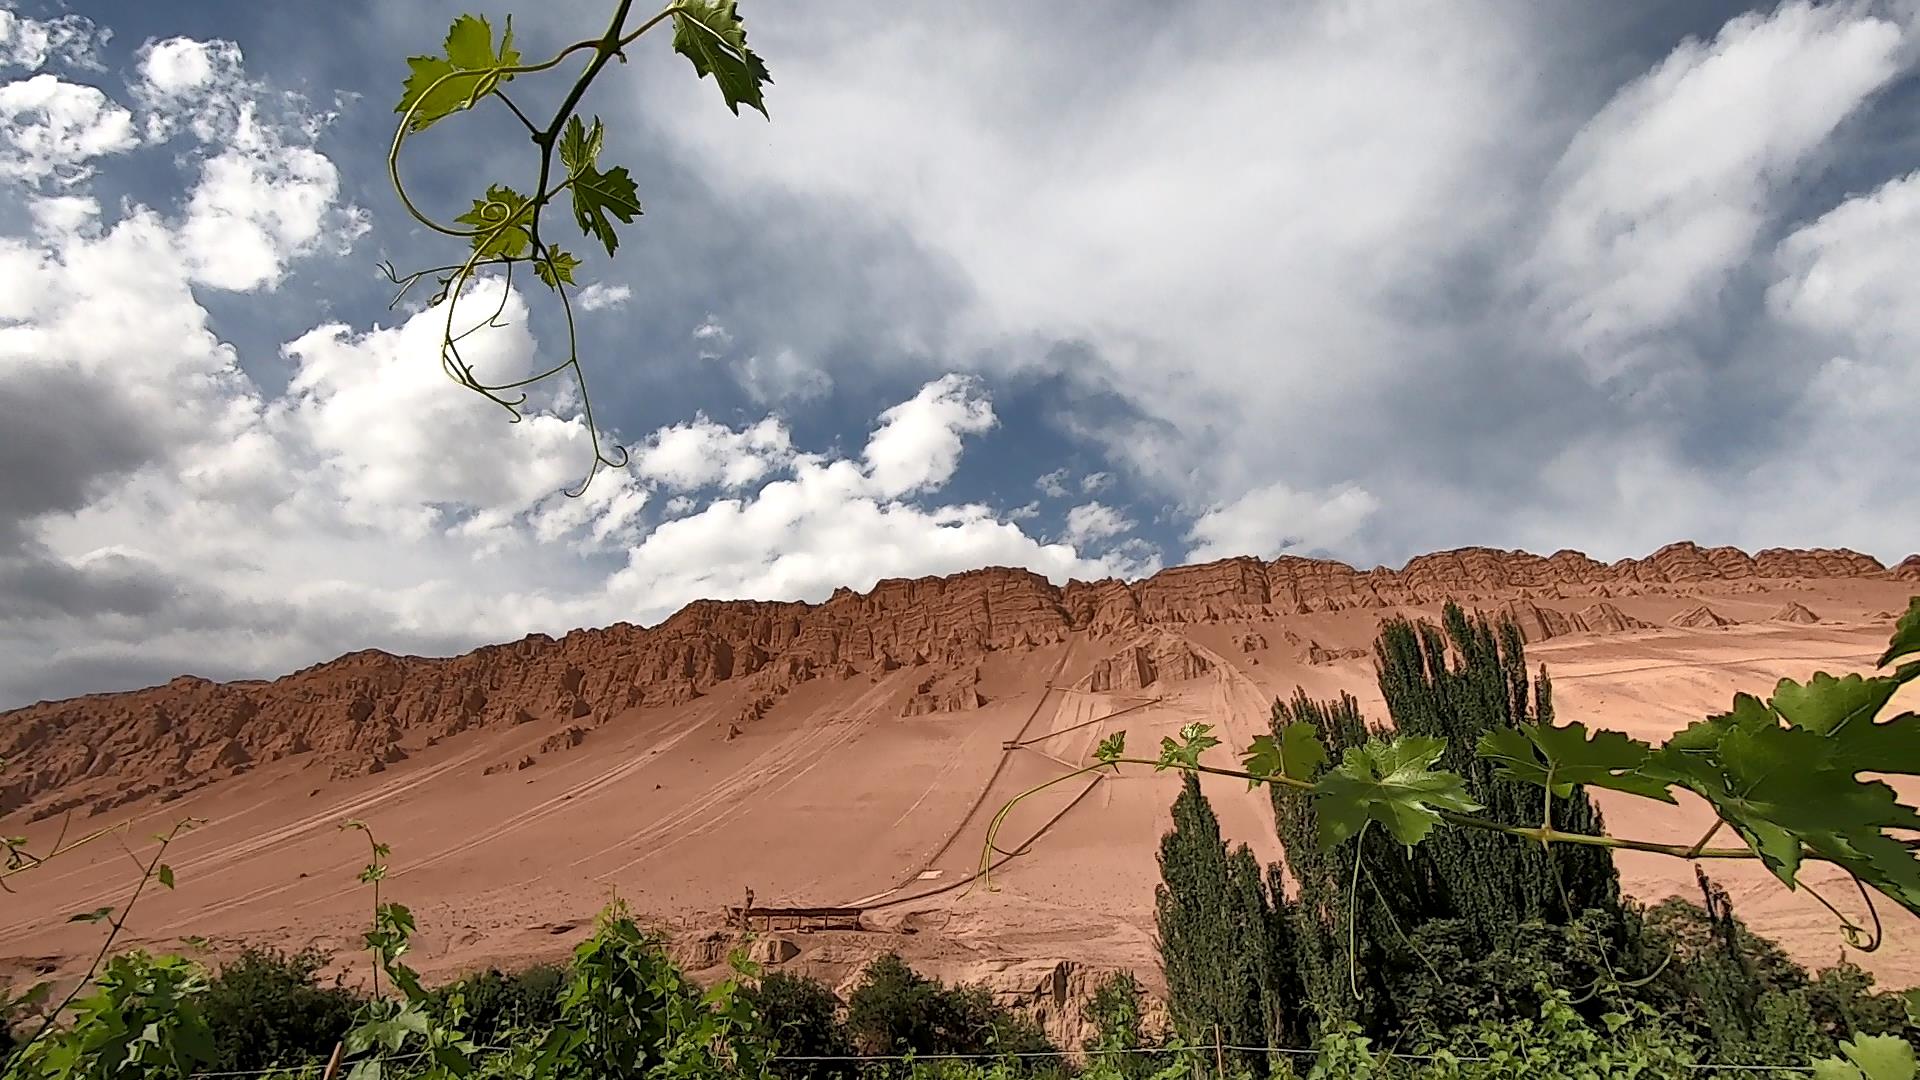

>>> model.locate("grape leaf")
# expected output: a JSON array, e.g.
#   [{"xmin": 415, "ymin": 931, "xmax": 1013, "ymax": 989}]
[
  {"xmin": 535, "ymin": 249, "xmax": 581, "ymax": 290},
  {"xmin": 1881, "ymin": 597, "xmax": 1920, "ymax": 676},
  {"xmin": 1646, "ymin": 694, "xmax": 1920, "ymax": 913},
  {"xmin": 156, "ymin": 862, "xmax": 174, "ymax": 890},
  {"xmin": 397, "ymin": 14, "xmax": 520, "ymax": 132},
  {"xmin": 1313, "ymin": 736, "xmax": 1480, "ymax": 848},
  {"xmin": 1477, "ymin": 722, "xmax": 1674, "ymax": 802},
  {"xmin": 1814, "ymin": 1034, "xmax": 1918, "ymax": 1080},
  {"xmin": 559, "ymin": 114, "xmax": 604, "ymax": 176},
  {"xmin": 672, "ymin": 0, "xmax": 772, "ymax": 118},
  {"xmin": 1157, "ymin": 722, "xmax": 1221, "ymax": 772},
  {"xmin": 67, "ymin": 906, "xmax": 113, "ymax": 923},
  {"xmin": 454, "ymin": 185, "xmax": 533, "ymax": 259},
  {"xmin": 1242, "ymin": 723, "xmax": 1328, "ymax": 789},
  {"xmin": 569, "ymin": 164, "xmax": 642, "ymax": 257},
  {"xmin": 1770, "ymin": 672, "xmax": 1901, "ymax": 738},
  {"xmin": 1094, "ymin": 730, "xmax": 1126, "ymax": 766}
]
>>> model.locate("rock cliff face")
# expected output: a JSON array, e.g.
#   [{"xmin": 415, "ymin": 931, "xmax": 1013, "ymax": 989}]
[{"xmin": 0, "ymin": 543, "xmax": 1903, "ymax": 820}]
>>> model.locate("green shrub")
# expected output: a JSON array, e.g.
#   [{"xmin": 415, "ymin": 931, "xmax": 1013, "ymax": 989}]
[
  {"xmin": 746, "ymin": 970, "xmax": 855, "ymax": 1080},
  {"xmin": 845, "ymin": 954, "xmax": 1053, "ymax": 1065},
  {"xmin": 429, "ymin": 964, "xmax": 566, "ymax": 1046},
  {"xmin": 199, "ymin": 947, "xmax": 362, "ymax": 1073}
]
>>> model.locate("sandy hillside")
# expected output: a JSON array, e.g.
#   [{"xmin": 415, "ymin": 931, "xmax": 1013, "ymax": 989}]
[{"xmin": 4, "ymin": 541, "xmax": 1920, "ymax": 1042}]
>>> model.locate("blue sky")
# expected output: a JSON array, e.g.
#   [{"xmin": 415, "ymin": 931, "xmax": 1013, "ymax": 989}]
[{"xmin": 2, "ymin": 0, "xmax": 1918, "ymax": 705}]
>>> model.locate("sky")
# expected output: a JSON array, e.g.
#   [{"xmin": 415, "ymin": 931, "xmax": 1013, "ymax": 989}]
[{"xmin": 1, "ymin": 0, "xmax": 1918, "ymax": 707}]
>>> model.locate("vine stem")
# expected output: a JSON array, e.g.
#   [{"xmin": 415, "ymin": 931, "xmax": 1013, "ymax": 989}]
[
  {"xmin": 10, "ymin": 819, "xmax": 198, "ymax": 1062},
  {"xmin": 978, "ymin": 755, "xmax": 1809, "ymax": 898}
]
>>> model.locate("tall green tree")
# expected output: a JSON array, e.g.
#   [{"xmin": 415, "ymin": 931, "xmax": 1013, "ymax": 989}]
[{"xmin": 1154, "ymin": 773, "xmax": 1300, "ymax": 1072}]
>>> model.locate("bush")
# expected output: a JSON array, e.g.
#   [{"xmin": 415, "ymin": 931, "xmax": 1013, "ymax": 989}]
[
  {"xmin": 845, "ymin": 954, "xmax": 1054, "ymax": 1065},
  {"xmin": 429, "ymin": 963, "xmax": 566, "ymax": 1045},
  {"xmin": 746, "ymin": 970, "xmax": 855, "ymax": 1080},
  {"xmin": 200, "ymin": 947, "xmax": 362, "ymax": 1073}
]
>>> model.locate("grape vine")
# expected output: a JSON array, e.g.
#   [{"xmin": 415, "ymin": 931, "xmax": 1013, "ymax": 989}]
[
  {"xmin": 985, "ymin": 597, "xmax": 1920, "ymax": 949},
  {"xmin": 381, "ymin": 0, "xmax": 772, "ymax": 495}
]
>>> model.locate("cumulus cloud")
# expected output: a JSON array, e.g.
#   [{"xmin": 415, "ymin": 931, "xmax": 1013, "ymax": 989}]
[
  {"xmin": 0, "ymin": 74, "xmax": 135, "ymax": 182},
  {"xmin": 1034, "ymin": 468, "xmax": 1070, "ymax": 499},
  {"xmin": 1525, "ymin": 1, "xmax": 1910, "ymax": 373},
  {"xmin": 1185, "ymin": 481, "xmax": 1381, "ymax": 563},
  {"xmin": 862, "ymin": 373, "xmax": 996, "ymax": 498},
  {"xmin": 632, "ymin": 415, "xmax": 792, "ymax": 491},
  {"xmin": 1063, "ymin": 501, "xmax": 1133, "ymax": 546},
  {"xmin": 577, "ymin": 282, "xmax": 632, "ymax": 311},
  {"xmin": 0, "ymin": 8, "xmax": 108, "ymax": 71}
]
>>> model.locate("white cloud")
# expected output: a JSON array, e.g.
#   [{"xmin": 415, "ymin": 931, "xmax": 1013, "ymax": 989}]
[
  {"xmin": 577, "ymin": 282, "xmax": 632, "ymax": 311},
  {"xmin": 180, "ymin": 133, "xmax": 356, "ymax": 290},
  {"xmin": 1079, "ymin": 471, "xmax": 1112, "ymax": 494},
  {"xmin": 1034, "ymin": 468, "xmax": 1070, "ymax": 499},
  {"xmin": 1768, "ymin": 169, "xmax": 1920, "ymax": 348},
  {"xmin": 28, "ymin": 193, "xmax": 97, "ymax": 236},
  {"xmin": 0, "ymin": 74, "xmax": 135, "ymax": 182},
  {"xmin": 1525, "ymin": 1, "xmax": 1909, "ymax": 373},
  {"xmin": 862, "ymin": 373, "xmax": 995, "ymax": 498},
  {"xmin": 1063, "ymin": 501, "xmax": 1133, "ymax": 546},
  {"xmin": 0, "ymin": 8, "xmax": 107, "ymax": 71},
  {"xmin": 632, "ymin": 415, "xmax": 792, "ymax": 491},
  {"xmin": 603, "ymin": 385, "xmax": 1133, "ymax": 618},
  {"xmin": 693, "ymin": 314, "xmax": 732, "ymax": 350},
  {"xmin": 1185, "ymin": 481, "xmax": 1381, "ymax": 562},
  {"xmin": 736, "ymin": 348, "xmax": 832, "ymax": 405},
  {"xmin": 1006, "ymin": 500, "xmax": 1040, "ymax": 521}
]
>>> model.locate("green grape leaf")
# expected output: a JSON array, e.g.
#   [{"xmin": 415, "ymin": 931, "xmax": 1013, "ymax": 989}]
[
  {"xmin": 156, "ymin": 862, "xmax": 174, "ymax": 890},
  {"xmin": 454, "ymin": 184, "xmax": 534, "ymax": 259},
  {"xmin": 1771, "ymin": 672, "xmax": 1902, "ymax": 737},
  {"xmin": 1313, "ymin": 736, "xmax": 1480, "ymax": 849},
  {"xmin": 67, "ymin": 906, "xmax": 113, "ymax": 924},
  {"xmin": 1647, "ymin": 694, "xmax": 1920, "ymax": 913},
  {"xmin": 1881, "ymin": 597, "xmax": 1920, "ymax": 675},
  {"xmin": 1242, "ymin": 724, "xmax": 1328, "ymax": 789},
  {"xmin": 559, "ymin": 114, "xmax": 604, "ymax": 176},
  {"xmin": 1157, "ymin": 723, "xmax": 1221, "ymax": 772},
  {"xmin": 397, "ymin": 14, "xmax": 521, "ymax": 132},
  {"xmin": 535, "ymin": 249, "xmax": 581, "ymax": 290},
  {"xmin": 569, "ymin": 163, "xmax": 642, "ymax": 257},
  {"xmin": 671, "ymin": 0, "xmax": 772, "ymax": 118},
  {"xmin": 1094, "ymin": 730, "xmax": 1126, "ymax": 766},
  {"xmin": 1821, "ymin": 1034, "xmax": 1918, "ymax": 1080},
  {"xmin": 1477, "ymin": 722, "xmax": 1674, "ymax": 802}
]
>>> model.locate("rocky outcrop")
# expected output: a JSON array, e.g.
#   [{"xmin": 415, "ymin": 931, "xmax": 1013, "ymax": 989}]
[
  {"xmin": 1670, "ymin": 604, "xmax": 1737, "ymax": 629},
  {"xmin": 0, "ymin": 543, "xmax": 1897, "ymax": 820},
  {"xmin": 901, "ymin": 668, "xmax": 987, "ymax": 716},
  {"xmin": 1771, "ymin": 602, "xmax": 1819, "ymax": 624},
  {"xmin": 1576, "ymin": 602, "xmax": 1653, "ymax": 633},
  {"xmin": 1075, "ymin": 634, "xmax": 1212, "ymax": 693}
]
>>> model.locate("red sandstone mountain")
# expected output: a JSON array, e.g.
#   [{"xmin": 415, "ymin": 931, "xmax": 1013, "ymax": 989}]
[
  {"xmin": 0, "ymin": 541, "xmax": 1903, "ymax": 823},
  {"xmin": 4, "ymin": 540, "xmax": 1920, "ymax": 1027}
]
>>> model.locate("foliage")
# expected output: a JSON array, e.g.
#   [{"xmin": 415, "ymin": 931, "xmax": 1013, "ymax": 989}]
[
  {"xmin": 384, "ymin": 1, "xmax": 773, "ymax": 494},
  {"xmin": 3, "ymin": 952, "xmax": 215, "ymax": 1080},
  {"xmin": 427, "ymin": 964, "xmax": 566, "ymax": 1048},
  {"xmin": 200, "ymin": 947, "xmax": 363, "ymax": 1073},
  {"xmin": 746, "ymin": 970, "xmax": 854, "ymax": 1080},
  {"xmin": 844, "ymin": 954, "xmax": 1053, "ymax": 1067},
  {"xmin": 1155, "ymin": 773, "xmax": 1298, "ymax": 1070}
]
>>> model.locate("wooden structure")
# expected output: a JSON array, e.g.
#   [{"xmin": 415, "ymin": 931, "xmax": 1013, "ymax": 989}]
[{"xmin": 727, "ymin": 905, "xmax": 864, "ymax": 931}]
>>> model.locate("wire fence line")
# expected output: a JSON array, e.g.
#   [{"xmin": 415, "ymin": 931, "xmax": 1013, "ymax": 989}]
[{"xmin": 178, "ymin": 1040, "xmax": 1822, "ymax": 1078}]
